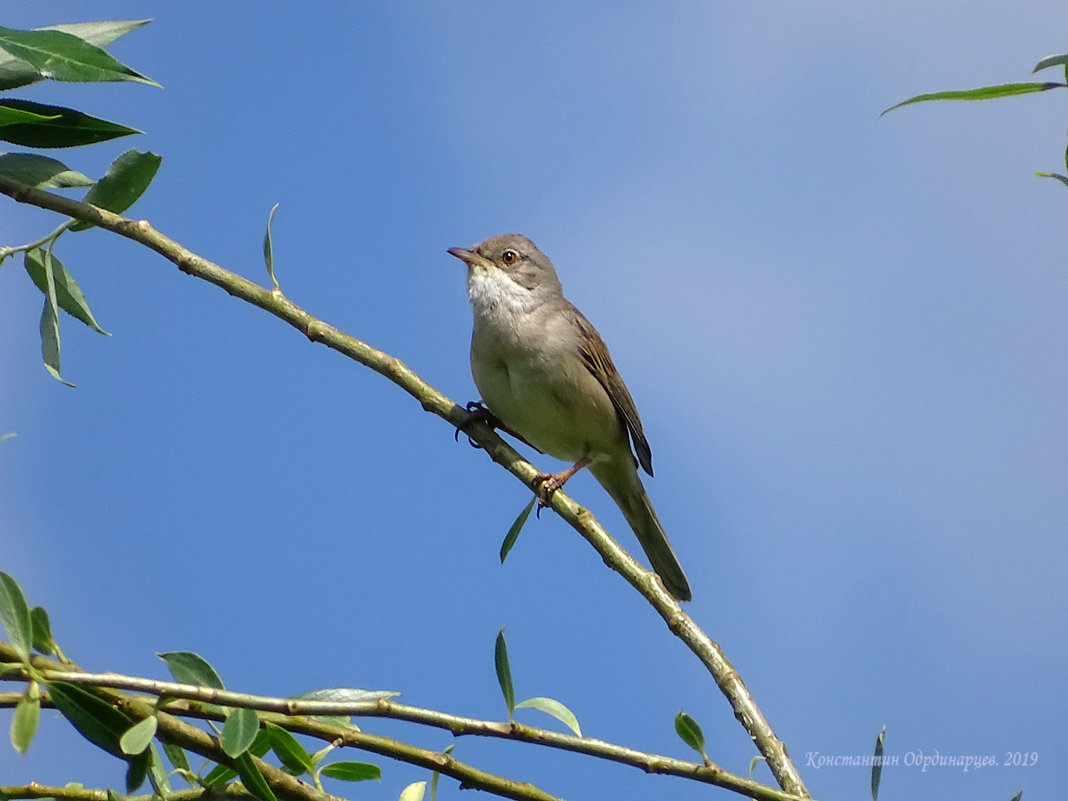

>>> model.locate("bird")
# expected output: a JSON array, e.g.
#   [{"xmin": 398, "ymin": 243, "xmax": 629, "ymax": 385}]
[{"xmin": 447, "ymin": 234, "xmax": 692, "ymax": 601}]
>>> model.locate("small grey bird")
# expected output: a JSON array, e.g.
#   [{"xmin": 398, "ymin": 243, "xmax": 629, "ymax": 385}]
[{"xmin": 448, "ymin": 234, "xmax": 692, "ymax": 601}]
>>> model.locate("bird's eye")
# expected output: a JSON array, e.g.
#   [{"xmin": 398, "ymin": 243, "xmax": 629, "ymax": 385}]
[{"xmin": 501, "ymin": 249, "xmax": 518, "ymax": 265}]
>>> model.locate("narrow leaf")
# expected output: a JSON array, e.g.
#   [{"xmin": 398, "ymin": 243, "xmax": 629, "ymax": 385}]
[
  {"xmin": 319, "ymin": 761, "xmax": 382, "ymax": 782},
  {"xmin": 25, "ymin": 248, "xmax": 110, "ymax": 334},
  {"xmin": 11, "ymin": 684, "xmax": 40, "ymax": 754},
  {"xmin": 515, "ymin": 696, "xmax": 582, "ymax": 736},
  {"xmin": 158, "ymin": 651, "xmax": 225, "ymax": 689},
  {"xmin": 126, "ymin": 750, "xmax": 150, "ymax": 793},
  {"xmin": 146, "ymin": 744, "xmax": 173, "ymax": 796},
  {"xmin": 494, "ymin": 627, "xmax": 514, "ymax": 716},
  {"xmin": 0, "ymin": 153, "xmax": 92, "ymax": 188},
  {"xmin": 0, "ymin": 433, "xmax": 15, "ymax": 445},
  {"xmin": 162, "ymin": 741, "xmax": 191, "ymax": 773},
  {"xmin": 263, "ymin": 202, "xmax": 279, "ymax": 290},
  {"xmin": 500, "ymin": 498, "xmax": 535, "ymax": 563},
  {"xmin": 36, "ymin": 248, "xmax": 75, "ymax": 386},
  {"xmin": 221, "ymin": 707, "xmax": 259, "ymax": 758},
  {"xmin": 73, "ymin": 149, "xmax": 161, "ymax": 230},
  {"xmin": 0, "ymin": 104, "xmax": 58, "ymax": 125},
  {"xmin": 265, "ymin": 722, "xmax": 313, "ymax": 773},
  {"xmin": 46, "ymin": 680, "xmax": 133, "ymax": 758},
  {"xmin": 748, "ymin": 755, "xmax": 766, "ymax": 777},
  {"xmin": 0, "ymin": 26, "xmax": 159, "ymax": 86},
  {"xmin": 1008, "ymin": 791, "xmax": 1022, "ymax": 801},
  {"xmin": 0, "ymin": 99, "xmax": 141, "ymax": 148},
  {"xmin": 0, "ymin": 571, "xmax": 32, "ymax": 660},
  {"xmin": 30, "ymin": 606, "xmax": 58, "ymax": 656},
  {"xmin": 1034, "ymin": 53, "xmax": 1068, "ymax": 73},
  {"xmin": 1036, "ymin": 171, "xmax": 1068, "ymax": 188},
  {"xmin": 674, "ymin": 710, "xmax": 710, "ymax": 764},
  {"xmin": 233, "ymin": 751, "xmax": 278, "ymax": 801},
  {"xmin": 120, "ymin": 716, "xmax": 157, "ymax": 756},
  {"xmin": 398, "ymin": 781, "xmax": 426, "ymax": 801},
  {"xmin": 871, "ymin": 725, "xmax": 886, "ymax": 801},
  {"xmin": 881, "ymin": 82, "xmax": 1064, "ymax": 116}
]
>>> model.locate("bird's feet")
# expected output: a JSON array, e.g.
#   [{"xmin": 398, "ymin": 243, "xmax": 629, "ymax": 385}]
[
  {"xmin": 533, "ymin": 457, "xmax": 591, "ymax": 512},
  {"xmin": 455, "ymin": 401, "xmax": 503, "ymax": 448}
]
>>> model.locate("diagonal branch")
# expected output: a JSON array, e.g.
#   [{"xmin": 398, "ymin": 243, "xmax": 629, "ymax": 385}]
[{"xmin": 0, "ymin": 176, "xmax": 808, "ymax": 797}]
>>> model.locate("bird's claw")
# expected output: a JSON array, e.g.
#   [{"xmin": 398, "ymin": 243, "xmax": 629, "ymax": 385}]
[{"xmin": 454, "ymin": 401, "xmax": 500, "ymax": 449}]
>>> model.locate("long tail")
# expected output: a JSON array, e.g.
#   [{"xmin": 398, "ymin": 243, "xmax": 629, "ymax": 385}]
[{"xmin": 590, "ymin": 461, "xmax": 692, "ymax": 602}]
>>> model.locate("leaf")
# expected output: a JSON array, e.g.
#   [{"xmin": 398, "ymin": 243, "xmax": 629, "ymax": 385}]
[
  {"xmin": 72, "ymin": 149, "xmax": 161, "ymax": 230},
  {"xmin": 1033, "ymin": 53, "xmax": 1068, "ymax": 73},
  {"xmin": 221, "ymin": 707, "xmax": 260, "ymax": 758},
  {"xmin": 0, "ymin": 153, "xmax": 93, "ymax": 188},
  {"xmin": 674, "ymin": 710, "xmax": 710, "ymax": 765},
  {"xmin": 398, "ymin": 781, "xmax": 426, "ymax": 801},
  {"xmin": 871, "ymin": 725, "xmax": 886, "ymax": 801},
  {"xmin": 319, "ymin": 761, "xmax": 382, "ymax": 782},
  {"xmin": 25, "ymin": 248, "xmax": 110, "ymax": 334},
  {"xmin": 290, "ymin": 687, "xmax": 399, "ymax": 726},
  {"xmin": 0, "ymin": 104, "xmax": 58, "ymax": 126},
  {"xmin": 158, "ymin": 651, "xmax": 225, "ymax": 689},
  {"xmin": 0, "ymin": 25, "xmax": 159, "ymax": 86},
  {"xmin": 0, "ymin": 20, "xmax": 151, "ymax": 92},
  {"xmin": 30, "ymin": 606, "xmax": 57, "ymax": 656},
  {"xmin": 0, "ymin": 433, "xmax": 15, "ymax": 445},
  {"xmin": 120, "ymin": 715, "xmax": 157, "ymax": 756},
  {"xmin": 162, "ymin": 741, "xmax": 191, "ymax": 773},
  {"xmin": 126, "ymin": 750, "xmax": 150, "ymax": 793},
  {"xmin": 747, "ymin": 755, "xmax": 766, "ymax": 777},
  {"xmin": 233, "ymin": 751, "xmax": 278, "ymax": 801},
  {"xmin": 46, "ymin": 680, "xmax": 133, "ymax": 758},
  {"xmin": 36, "ymin": 249, "xmax": 75, "ymax": 387},
  {"xmin": 1036, "ymin": 171, "xmax": 1068, "ymax": 188},
  {"xmin": 494, "ymin": 627, "xmax": 514, "ymax": 716},
  {"xmin": 500, "ymin": 497, "xmax": 535, "ymax": 563},
  {"xmin": 428, "ymin": 744, "xmax": 455, "ymax": 801},
  {"xmin": 146, "ymin": 744, "xmax": 173, "ymax": 796},
  {"xmin": 264, "ymin": 722, "xmax": 314, "ymax": 773},
  {"xmin": 0, "ymin": 571, "xmax": 33, "ymax": 660},
  {"xmin": 881, "ymin": 82, "xmax": 1064, "ymax": 116},
  {"xmin": 11, "ymin": 683, "xmax": 40, "ymax": 754},
  {"xmin": 0, "ymin": 99, "xmax": 142, "ymax": 148},
  {"xmin": 515, "ymin": 696, "xmax": 582, "ymax": 736},
  {"xmin": 263, "ymin": 202, "xmax": 280, "ymax": 290}
]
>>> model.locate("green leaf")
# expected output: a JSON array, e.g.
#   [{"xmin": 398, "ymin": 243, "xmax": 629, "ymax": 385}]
[
  {"xmin": 881, "ymin": 82, "xmax": 1064, "ymax": 116},
  {"xmin": 494, "ymin": 627, "xmax": 514, "ymax": 716},
  {"xmin": 126, "ymin": 750, "xmax": 151, "ymax": 793},
  {"xmin": 25, "ymin": 248, "xmax": 110, "ymax": 335},
  {"xmin": 30, "ymin": 606, "xmax": 57, "ymax": 656},
  {"xmin": 0, "ymin": 100, "xmax": 142, "ymax": 148},
  {"xmin": 290, "ymin": 687, "xmax": 399, "ymax": 726},
  {"xmin": 11, "ymin": 683, "xmax": 40, "ymax": 754},
  {"xmin": 674, "ymin": 710, "xmax": 710, "ymax": 765},
  {"xmin": 0, "ymin": 433, "xmax": 16, "ymax": 445},
  {"xmin": 47, "ymin": 680, "xmax": 133, "ymax": 758},
  {"xmin": 1036, "ymin": 171, "xmax": 1068, "ymax": 188},
  {"xmin": 0, "ymin": 104, "xmax": 60, "ymax": 126},
  {"xmin": 265, "ymin": 722, "xmax": 314, "ymax": 773},
  {"xmin": 263, "ymin": 202, "xmax": 280, "ymax": 290},
  {"xmin": 428, "ymin": 744, "xmax": 454, "ymax": 801},
  {"xmin": 120, "ymin": 715, "xmax": 157, "ymax": 756},
  {"xmin": 202, "ymin": 762, "xmax": 238, "ymax": 788},
  {"xmin": 0, "ymin": 153, "xmax": 92, "ymax": 188},
  {"xmin": 233, "ymin": 751, "xmax": 277, "ymax": 801},
  {"xmin": 0, "ymin": 20, "xmax": 151, "ymax": 91},
  {"xmin": 0, "ymin": 25, "xmax": 159, "ymax": 86},
  {"xmin": 162, "ymin": 741, "xmax": 191, "ymax": 773},
  {"xmin": 500, "ymin": 497, "xmax": 535, "ymax": 563},
  {"xmin": 398, "ymin": 781, "xmax": 426, "ymax": 801},
  {"xmin": 146, "ymin": 744, "xmax": 173, "ymax": 796},
  {"xmin": 747, "ymin": 755, "xmax": 766, "ymax": 777},
  {"xmin": 0, "ymin": 571, "xmax": 33, "ymax": 660},
  {"xmin": 158, "ymin": 651, "xmax": 225, "ymax": 688},
  {"xmin": 72, "ymin": 149, "xmax": 161, "ymax": 230},
  {"xmin": 221, "ymin": 707, "xmax": 260, "ymax": 758},
  {"xmin": 319, "ymin": 761, "xmax": 382, "ymax": 782},
  {"xmin": 1034, "ymin": 53, "xmax": 1068, "ymax": 73},
  {"xmin": 871, "ymin": 725, "xmax": 886, "ymax": 801},
  {"xmin": 515, "ymin": 696, "xmax": 582, "ymax": 737},
  {"xmin": 35, "ymin": 248, "xmax": 75, "ymax": 387}
]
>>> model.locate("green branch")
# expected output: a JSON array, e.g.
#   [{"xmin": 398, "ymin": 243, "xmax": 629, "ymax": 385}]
[{"xmin": 0, "ymin": 176, "xmax": 807, "ymax": 798}]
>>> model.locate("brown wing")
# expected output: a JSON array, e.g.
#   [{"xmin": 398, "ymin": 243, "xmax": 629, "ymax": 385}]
[{"xmin": 573, "ymin": 309, "xmax": 654, "ymax": 476}]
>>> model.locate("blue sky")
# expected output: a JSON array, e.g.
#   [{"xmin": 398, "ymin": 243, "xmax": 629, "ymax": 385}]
[{"xmin": 2, "ymin": 3, "xmax": 1067, "ymax": 799}]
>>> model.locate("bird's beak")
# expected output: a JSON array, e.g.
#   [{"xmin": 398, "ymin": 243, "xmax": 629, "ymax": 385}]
[{"xmin": 447, "ymin": 247, "xmax": 493, "ymax": 270}]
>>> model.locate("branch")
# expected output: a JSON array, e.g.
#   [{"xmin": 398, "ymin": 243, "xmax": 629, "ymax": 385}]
[
  {"xmin": 0, "ymin": 658, "xmax": 808, "ymax": 801},
  {"xmin": 0, "ymin": 177, "xmax": 808, "ymax": 797}
]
